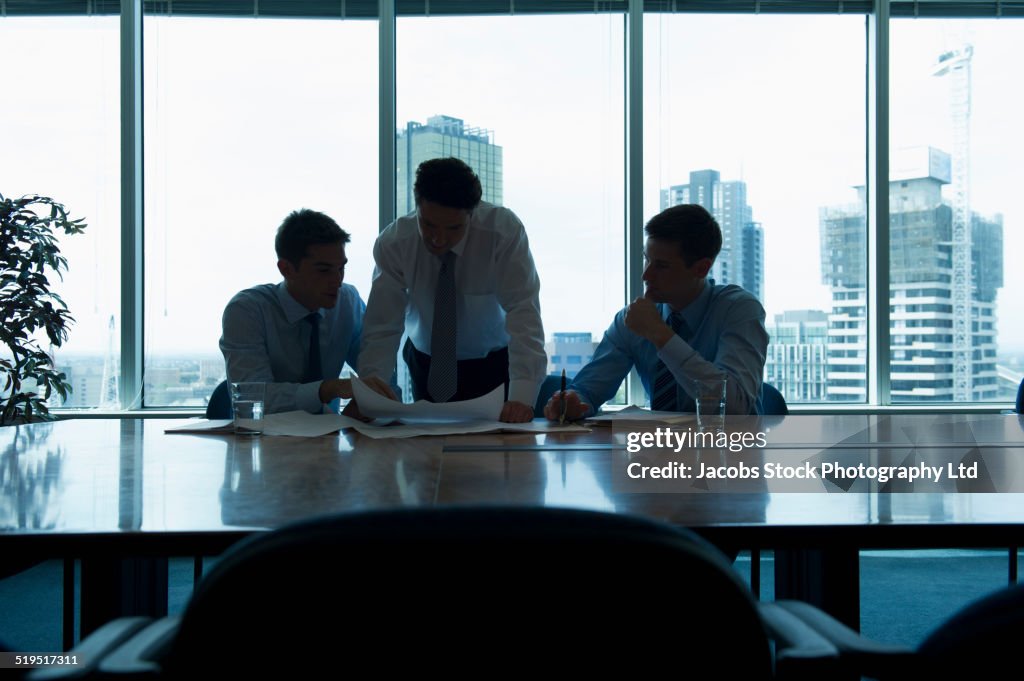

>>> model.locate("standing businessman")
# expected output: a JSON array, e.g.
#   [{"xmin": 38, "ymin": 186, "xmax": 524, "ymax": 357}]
[{"xmin": 359, "ymin": 158, "xmax": 546, "ymax": 423}]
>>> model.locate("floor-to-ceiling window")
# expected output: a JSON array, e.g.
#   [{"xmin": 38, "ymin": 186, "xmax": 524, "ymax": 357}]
[
  {"xmin": 0, "ymin": 15, "xmax": 121, "ymax": 409},
  {"xmin": 644, "ymin": 12, "xmax": 867, "ymax": 404},
  {"xmin": 142, "ymin": 14, "xmax": 378, "ymax": 406},
  {"xmin": 395, "ymin": 12, "xmax": 625, "ymax": 400},
  {"xmin": 1, "ymin": 2, "xmax": 1020, "ymax": 411},
  {"xmin": 889, "ymin": 18, "xmax": 1021, "ymax": 404}
]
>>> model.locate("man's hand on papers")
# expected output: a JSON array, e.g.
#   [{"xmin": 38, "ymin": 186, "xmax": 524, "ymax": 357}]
[
  {"xmin": 543, "ymin": 389, "xmax": 590, "ymax": 422},
  {"xmin": 360, "ymin": 376, "xmax": 399, "ymax": 401},
  {"xmin": 319, "ymin": 376, "xmax": 397, "ymax": 405},
  {"xmin": 320, "ymin": 378, "xmax": 353, "ymax": 402},
  {"xmin": 499, "ymin": 400, "xmax": 534, "ymax": 423}
]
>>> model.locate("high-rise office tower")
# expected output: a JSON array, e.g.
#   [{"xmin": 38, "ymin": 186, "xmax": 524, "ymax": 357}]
[
  {"xmin": 660, "ymin": 169, "xmax": 764, "ymax": 302},
  {"xmin": 765, "ymin": 310, "xmax": 829, "ymax": 403},
  {"xmin": 819, "ymin": 146, "xmax": 1003, "ymax": 402},
  {"xmin": 396, "ymin": 115, "xmax": 503, "ymax": 217},
  {"xmin": 545, "ymin": 333, "xmax": 598, "ymax": 379}
]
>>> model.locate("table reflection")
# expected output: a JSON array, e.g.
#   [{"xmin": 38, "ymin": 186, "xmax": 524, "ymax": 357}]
[
  {"xmin": 219, "ymin": 434, "xmax": 444, "ymax": 528},
  {"xmin": 0, "ymin": 415, "xmax": 1022, "ymax": 545},
  {"xmin": 0, "ymin": 423, "xmax": 64, "ymax": 532}
]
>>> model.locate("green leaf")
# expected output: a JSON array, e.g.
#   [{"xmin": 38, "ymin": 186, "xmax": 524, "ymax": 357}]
[{"xmin": 1, "ymin": 194, "xmax": 84, "ymax": 420}]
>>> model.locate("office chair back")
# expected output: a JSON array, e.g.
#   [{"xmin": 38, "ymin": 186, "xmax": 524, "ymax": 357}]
[
  {"xmin": 1016, "ymin": 378, "xmax": 1023, "ymax": 413},
  {"xmin": 760, "ymin": 382, "xmax": 789, "ymax": 416},
  {"xmin": 775, "ymin": 581, "xmax": 1024, "ymax": 680},
  {"xmin": 166, "ymin": 507, "xmax": 773, "ymax": 677},
  {"xmin": 916, "ymin": 582, "xmax": 1024, "ymax": 679},
  {"xmin": 205, "ymin": 380, "xmax": 232, "ymax": 419}
]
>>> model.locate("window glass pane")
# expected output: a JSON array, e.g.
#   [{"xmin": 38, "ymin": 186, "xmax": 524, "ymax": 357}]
[
  {"xmin": 143, "ymin": 16, "xmax": 378, "ymax": 407},
  {"xmin": 0, "ymin": 17, "xmax": 121, "ymax": 410},
  {"xmin": 890, "ymin": 19, "xmax": 1019, "ymax": 403},
  {"xmin": 644, "ymin": 13, "xmax": 866, "ymax": 404},
  {"xmin": 396, "ymin": 14, "xmax": 625, "ymax": 400}
]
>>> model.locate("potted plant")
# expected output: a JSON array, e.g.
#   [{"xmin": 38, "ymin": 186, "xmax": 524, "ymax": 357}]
[{"xmin": 0, "ymin": 193, "xmax": 87, "ymax": 425}]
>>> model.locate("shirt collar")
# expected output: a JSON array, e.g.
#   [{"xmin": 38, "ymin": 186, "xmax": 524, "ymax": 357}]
[
  {"xmin": 449, "ymin": 213, "xmax": 471, "ymax": 258},
  {"xmin": 664, "ymin": 277, "xmax": 714, "ymax": 331},
  {"xmin": 276, "ymin": 282, "xmax": 320, "ymax": 325}
]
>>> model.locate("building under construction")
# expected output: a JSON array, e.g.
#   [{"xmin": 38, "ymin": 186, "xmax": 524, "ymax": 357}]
[{"xmin": 819, "ymin": 146, "xmax": 1003, "ymax": 402}]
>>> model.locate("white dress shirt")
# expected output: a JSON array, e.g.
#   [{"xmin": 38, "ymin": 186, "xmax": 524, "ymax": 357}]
[{"xmin": 359, "ymin": 201, "xmax": 546, "ymax": 406}]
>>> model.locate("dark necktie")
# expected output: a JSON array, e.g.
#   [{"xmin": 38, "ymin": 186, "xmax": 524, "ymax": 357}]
[
  {"xmin": 428, "ymin": 251, "xmax": 458, "ymax": 402},
  {"xmin": 303, "ymin": 312, "xmax": 322, "ymax": 383},
  {"xmin": 651, "ymin": 313, "xmax": 690, "ymax": 411}
]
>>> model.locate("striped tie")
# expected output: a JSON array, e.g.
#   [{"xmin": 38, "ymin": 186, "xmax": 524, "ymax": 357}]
[
  {"xmin": 428, "ymin": 251, "xmax": 458, "ymax": 402},
  {"xmin": 651, "ymin": 313, "xmax": 690, "ymax": 411},
  {"xmin": 303, "ymin": 312, "xmax": 323, "ymax": 383}
]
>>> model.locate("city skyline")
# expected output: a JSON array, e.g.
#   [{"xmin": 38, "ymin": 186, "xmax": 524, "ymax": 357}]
[
  {"xmin": 51, "ymin": 140, "xmax": 1017, "ymax": 407},
  {"xmin": 4, "ymin": 13, "xmax": 1022, "ymax": 408},
  {"xmin": 661, "ymin": 169, "xmax": 765, "ymax": 303}
]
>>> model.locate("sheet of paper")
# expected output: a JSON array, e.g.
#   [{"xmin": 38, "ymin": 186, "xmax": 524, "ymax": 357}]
[
  {"xmin": 165, "ymin": 412, "xmax": 355, "ymax": 437},
  {"xmin": 587, "ymin": 406, "xmax": 695, "ymax": 425},
  {"xmin": 348, "ymin": 419, "xmax": 591, "ymax": 440},
  {"xmin": 166, "ymin": 410, "xmax": 591, "ymax": 440},
  {"xmin": 164, "ymin": 419, "xmax": 234, "ymax": 433},
  {"xmin": 352, "ymin": 378, "xmax": 504, "ymax": 423},
  {"xmin": 259, "ymin": 411, "xmax": 360, "ymax": 437}
]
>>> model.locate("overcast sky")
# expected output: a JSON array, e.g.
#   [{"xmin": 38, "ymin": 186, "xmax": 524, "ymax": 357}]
[{"xmin": 2, "ymin": 13, "xmax": 1020, "ymax": 360}]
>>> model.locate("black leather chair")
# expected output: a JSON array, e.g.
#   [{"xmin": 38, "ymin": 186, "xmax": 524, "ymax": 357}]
[
  {"xmin": 1016, "ymin": 378, "xmax": 1023, "ymax": 414},
  {"xmin": 760, "ymin": 382, "xmax": 789, "ymax": 416},
  {"xmin": 204, "ymin": 380, "xmax": 231, "ymax": 420},
  {"xmin": 774, "ymin": 582, "xmax": 1024, "ymax": 680},
  {"xmin": 42, "ymin": 507, "xmax": 836, "ymax": 679}
]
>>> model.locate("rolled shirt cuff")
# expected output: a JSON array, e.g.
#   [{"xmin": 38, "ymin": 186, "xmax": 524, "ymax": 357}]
[
  {"xmin": 655, "ymin": 334, "xmax": 698, "ymax": 366},
  {"xmin": 508, "ymin": 378, "xmax": 541, "ymax": 409}
]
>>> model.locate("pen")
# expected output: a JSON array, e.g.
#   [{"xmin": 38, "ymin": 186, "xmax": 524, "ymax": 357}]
[{"xmin": 559, "ymin": 369, "xmax": 567, "ymax": 425}]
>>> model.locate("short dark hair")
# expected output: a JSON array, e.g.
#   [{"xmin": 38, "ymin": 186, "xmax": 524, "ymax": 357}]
[
  {"xmin": 413, "ymin": 157, "xmax": 483, "ymax": 210},
  {"xmin": 644, "ymin": 204, "xmax": 722, "ymax": 266},
  {"xmin": 275, "ymin": 209, "xmax": 350, "ymax": 267}
]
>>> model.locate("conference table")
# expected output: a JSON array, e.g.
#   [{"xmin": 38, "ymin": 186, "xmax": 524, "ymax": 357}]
[{"xmin": 3, "ymin": 412, "xmax": 1024, "ymax": 645}]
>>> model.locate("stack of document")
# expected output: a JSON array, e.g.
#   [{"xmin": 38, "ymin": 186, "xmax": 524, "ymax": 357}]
[{"xmin": 166, "ymin": 381, "xmax": 589, "ymax": 439}]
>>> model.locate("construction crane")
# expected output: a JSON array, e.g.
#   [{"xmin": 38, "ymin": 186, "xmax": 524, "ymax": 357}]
[
  {"xmin": 100, "ymin": 314, "xmax": 119, "ymax": 409},
  {"xmin": 932, "ymin": 44, "xmax": 973, "ymax": 402}
]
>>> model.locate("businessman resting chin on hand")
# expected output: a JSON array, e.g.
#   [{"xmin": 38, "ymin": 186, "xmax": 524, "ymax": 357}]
[{"xmin": 544, "ymin": 204, "xmax": 767, "ymax": 422}]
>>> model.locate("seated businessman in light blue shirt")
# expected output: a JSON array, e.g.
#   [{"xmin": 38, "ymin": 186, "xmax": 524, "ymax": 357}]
[
  {"xmin": 543, "ymin": 204, "xmax": 768, "ymax": 420},
  {"xmin": 220, "ymin": 208, "xmax": 396, "ymax": 415}
]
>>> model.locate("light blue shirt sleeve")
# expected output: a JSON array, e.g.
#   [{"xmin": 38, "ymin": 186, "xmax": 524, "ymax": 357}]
[
  {"xmin": 220, "ymin": 293, "xmax": 318, "ymax": 414},
  {"xmin": 346, "ymin": 294, "xmax": 365, "ymax": 375},
  {"xmin": 569, "ymin": 282, "xmax": 767, "ymax": 416},
  {"xmin": 662, "ymin": 289, "xmax": 767, "ymax": 415},
  {"xmin": 568, "ymin": 310, "xmax": 637, "ymax": 417}
]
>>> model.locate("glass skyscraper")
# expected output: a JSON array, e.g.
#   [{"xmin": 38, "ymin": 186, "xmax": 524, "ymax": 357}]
[
  {"xmin": 660, "ymin": 169, "xmax": 764, "ymax": 303},
  {"xmin": 396, "ymin": 115, "xmax": 503, "ymax": 216}
]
